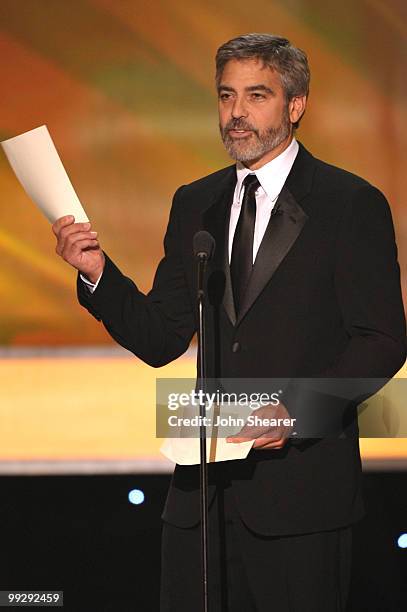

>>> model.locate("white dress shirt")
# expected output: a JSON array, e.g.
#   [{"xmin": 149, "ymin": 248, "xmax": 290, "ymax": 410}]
[
  {"xmin": 82, "ymin": 138, "xmax": 299, "ymax": 292},
  {"xmin": 228, "ymin": 137, "xmax": 299, "ymax": 263}
]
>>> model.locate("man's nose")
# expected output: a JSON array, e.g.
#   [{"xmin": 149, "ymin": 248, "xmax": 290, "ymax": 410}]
[{"xmin": 231, "ymin": 97, "xmax": 248, "ymax": 119}]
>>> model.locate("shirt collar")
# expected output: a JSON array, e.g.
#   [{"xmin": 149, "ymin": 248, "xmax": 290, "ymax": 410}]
[{"xmin": 235, "ymin": 137, "xmax": 299, "ymax": 203}]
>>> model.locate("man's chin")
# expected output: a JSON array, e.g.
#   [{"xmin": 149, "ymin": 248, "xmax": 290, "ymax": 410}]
[
  {"xmin": 226, "ymin": 144, "xmax": 265, "ymax": 164},
  {"xmin": 224, "ymin": 130, "xmax": 292, "ymax": 164}
]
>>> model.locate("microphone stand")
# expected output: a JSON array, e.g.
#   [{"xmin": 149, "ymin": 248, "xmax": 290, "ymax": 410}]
[{"xmin": 197, "ymin": 252, "xmax": 209, "ymax": 612}]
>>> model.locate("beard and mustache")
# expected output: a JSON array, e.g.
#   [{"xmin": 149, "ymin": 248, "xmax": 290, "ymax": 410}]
[{"xmin": 219, "ymin": 105, "xmax": 291, "ymax": 164}]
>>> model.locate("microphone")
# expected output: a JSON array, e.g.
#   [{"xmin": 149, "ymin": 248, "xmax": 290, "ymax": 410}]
[
  {"xmin": 193, "ymin": 231, "xmax": 215, "ymax": 302},
  {"xmin": 193, "ymin": 230, "xmax": 216, "ymax": 261}
]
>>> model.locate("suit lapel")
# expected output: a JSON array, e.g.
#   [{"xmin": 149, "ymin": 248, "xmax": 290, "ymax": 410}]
[{"xmin": 236, "ymin": 186, "xmax": 308, "ymax": 326}]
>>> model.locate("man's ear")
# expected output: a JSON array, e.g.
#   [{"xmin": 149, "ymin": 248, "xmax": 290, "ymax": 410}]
[{"xmin": 289, "ymin": 95, "xmax": 307, "ymax": 125}]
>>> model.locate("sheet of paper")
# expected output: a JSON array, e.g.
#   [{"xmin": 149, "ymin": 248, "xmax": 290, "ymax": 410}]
[
  {"xmin": 160, "ymin": 436, "xmax": 254, "ymax": 465},
  {"xmin": 160, "ymin": 403, "xmax": 254, "ymax": 465},
  {"xmin": 1, "ymin": 125, "xmax": 89, "ymax": 224}
]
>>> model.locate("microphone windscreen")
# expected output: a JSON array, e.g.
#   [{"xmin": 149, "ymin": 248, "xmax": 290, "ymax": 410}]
[{"xmin": 193, "ymin": 230, "xmax": 216, "ymax": 260}]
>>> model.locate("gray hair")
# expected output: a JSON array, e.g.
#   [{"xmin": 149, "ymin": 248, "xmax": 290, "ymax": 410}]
[{"xmin": 215, "ymin": 33, "xmax": 310, "ymax": 128}]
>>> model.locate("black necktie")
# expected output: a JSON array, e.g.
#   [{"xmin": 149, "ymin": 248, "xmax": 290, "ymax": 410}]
[{"xmin": 230, "ymin": 174, "xmax": 260, "ymax": 315}]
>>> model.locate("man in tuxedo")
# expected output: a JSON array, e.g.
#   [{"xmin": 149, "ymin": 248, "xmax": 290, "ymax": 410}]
[{"xmin": 53, "ymin": 34, "xmax": 406, "ymax": 611}]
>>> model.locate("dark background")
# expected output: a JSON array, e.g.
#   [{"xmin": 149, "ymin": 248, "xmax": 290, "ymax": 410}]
[{"xmin": 0, "ymin": 472, "xmax": 406, "ymax": 611}]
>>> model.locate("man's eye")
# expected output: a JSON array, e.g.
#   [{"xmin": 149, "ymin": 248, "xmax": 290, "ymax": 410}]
[
  {"xmin": 219, "ymin": 93, "xmax": 231, "ymax": 101},
  {"xmin": 251, "ymin": 93, "xmax": 265, "ymax": 100}
]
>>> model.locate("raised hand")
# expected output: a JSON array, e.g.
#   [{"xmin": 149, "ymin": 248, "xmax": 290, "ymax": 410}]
[{"xmin": 52, "ymin": 215, "xmax": 105, "ymax": 283}]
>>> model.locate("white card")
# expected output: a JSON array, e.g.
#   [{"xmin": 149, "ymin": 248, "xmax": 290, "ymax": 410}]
[
  {"xmin": 160, "ymin": 402, "xmax": 254, "ymax": 465},
  {"xmin": 1, "ymin": 125, "xmax": 89, "ymax": 224},
  {"xmin": 160, "ymin": 436, "xmax": 254, "ymax": 465}
]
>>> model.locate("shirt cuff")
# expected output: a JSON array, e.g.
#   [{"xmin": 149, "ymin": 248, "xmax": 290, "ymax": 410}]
[{"xmin": 80, "ymin": 272, "xmax": 103, "ymax": 293}]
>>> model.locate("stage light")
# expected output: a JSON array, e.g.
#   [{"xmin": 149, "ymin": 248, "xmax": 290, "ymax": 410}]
[
  {"xmin": 128, "ymin": 489, "xmax": 145, "ymax": 505},
  {"xmin": 397, "ymin": 534, "xmax": 407, "ymax": 549}
]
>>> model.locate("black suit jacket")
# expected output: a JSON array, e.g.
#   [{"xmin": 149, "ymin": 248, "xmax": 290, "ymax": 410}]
[{"xmin": 78, "ymin": 143, "xmax": 406, "ymax": 535}]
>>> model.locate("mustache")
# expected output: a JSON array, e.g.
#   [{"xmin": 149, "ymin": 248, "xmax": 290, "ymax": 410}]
[{"xmin": 223, "ymin": 119, "xmax": 258, "ymax": 134}]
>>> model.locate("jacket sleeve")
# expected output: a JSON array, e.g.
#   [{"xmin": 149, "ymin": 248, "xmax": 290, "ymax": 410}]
[
  {"xmin": 321, "ymin": 183, "xmax": 406, "ymax": 378},
  {"xmin": 286, "ymin": 184, "xmax": 406, "ymax": 437},
  {"xmin": 77, "ymin": 186, "xmax": 196, "ymax": 367}
]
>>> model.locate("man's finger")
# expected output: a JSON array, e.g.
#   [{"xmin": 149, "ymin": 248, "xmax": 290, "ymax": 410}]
[
  {"xmin": 62, "ymin": 229, "xmax": 96, "ymax": 245},
  {"xmin": 226, "ymin": 424, "xmax": 282, "ymax": 443},
  {"xmin": 227, "ymin": 423, "xmax": 270, "ymax": 440},
  {"xmin": 52, "ymin": 215, "xmax": 75, "ymax": 236},
  {"xmin": 226, "ymin": 431, "xmax": 262, "ymax": 443},
  {"xmin": 59, "ymin": 222, "xmax": 91, "ymax": 242},
  {"xmin": 253, "ymin": 436, "xmax": 286, "ymax": 449},
  {"xmin": 226, "ymin": 432, "xmax": 280, "ymax": 444},
  {"xmin": 61, "ymin": 237, "xmax": 99, "ymax": 260},
  {"xmin": 57, "ymin": 231, "xmax": 97, "ymax": 256},
  {"xmin": 226, "ymin": 436, "xmax": 253, "ymax": 444}
]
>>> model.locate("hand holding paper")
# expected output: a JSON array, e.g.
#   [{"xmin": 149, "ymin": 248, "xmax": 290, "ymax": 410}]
[
  {"xmin": 160, "ymin": 401, "xmax": 254, "ymax": 465},
  {"xmin": 1, "ymin": 125, "xmax": 105, "ymax": 281},
  {"xmin": 52, "ymin": 216, "xmax": 105, "ymax": 283}
]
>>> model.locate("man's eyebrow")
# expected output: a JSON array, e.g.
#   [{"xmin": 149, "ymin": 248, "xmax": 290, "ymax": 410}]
[
  {"xmin": 217, "ymin": 84, "xmax": 275, "ymax": 94},
  {"xmin": 246, "ymin": 84, "xmax": 275, "ymax": 94}
]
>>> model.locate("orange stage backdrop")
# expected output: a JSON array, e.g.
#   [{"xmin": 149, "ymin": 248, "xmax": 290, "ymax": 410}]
[
  {"xmin": 0, "ymin": 0, "xmax": 406, "ymax": 345},
  {"xmin": 0, "ymin": 1, "xmax": 406, "ymax": 468}
]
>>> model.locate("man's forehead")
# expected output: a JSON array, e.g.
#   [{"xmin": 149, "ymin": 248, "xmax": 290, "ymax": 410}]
[{"xmin": 219, "ymin": 58, "xmax": 281, "ymax": 86}]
